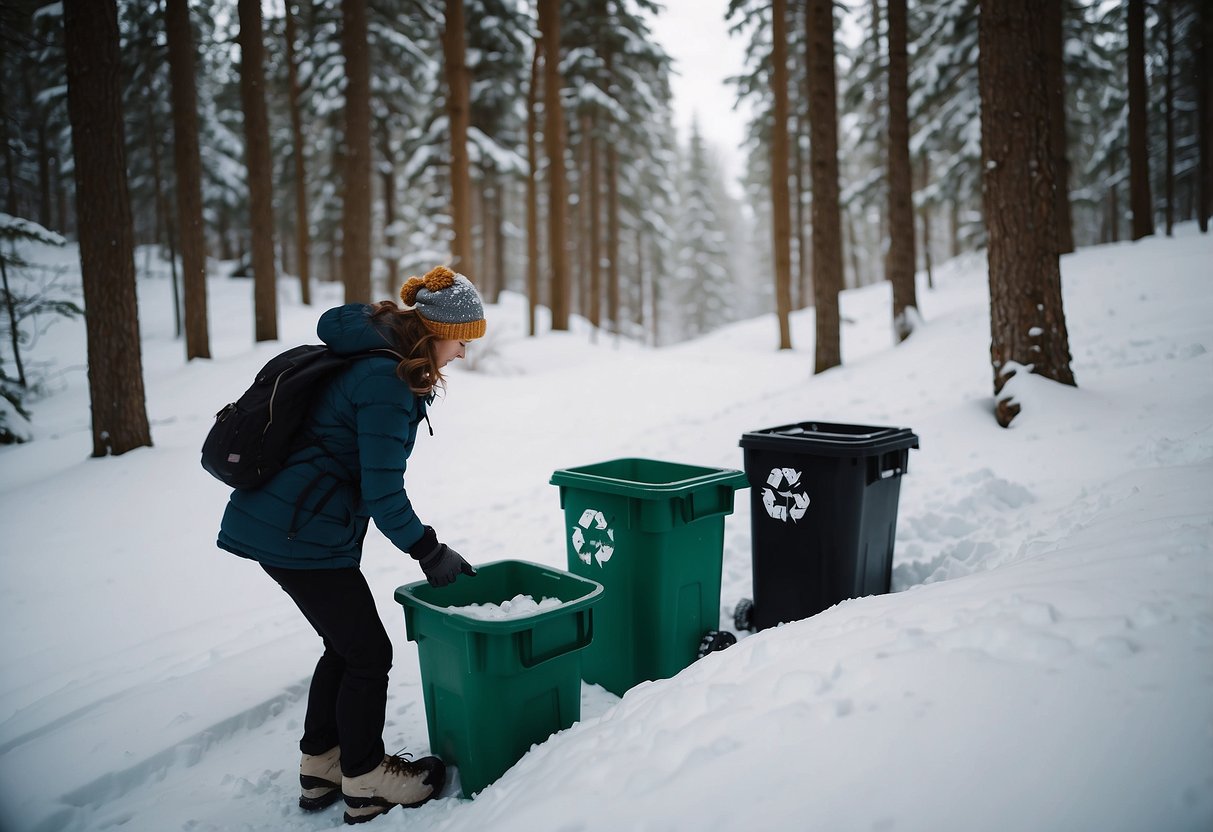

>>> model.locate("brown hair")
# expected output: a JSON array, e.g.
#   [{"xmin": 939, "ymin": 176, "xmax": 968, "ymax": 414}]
[{"xmin": 368, "ymin": 300, "xmax": 446, "ymax": 395}]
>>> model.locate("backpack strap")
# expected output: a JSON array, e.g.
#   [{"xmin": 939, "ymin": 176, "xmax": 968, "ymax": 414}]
[{"xmin": 287, "ymin": 471, "xmax": 345, "ymax": 540}]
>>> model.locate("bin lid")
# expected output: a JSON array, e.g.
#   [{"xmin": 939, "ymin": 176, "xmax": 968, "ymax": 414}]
[
  {"xmin": 739, "ymin": 421, "xmax": 920, "ymax": 456},
  {"xmin": 549, "ymin": 457, "xmax": 748, "ymax": 499}
]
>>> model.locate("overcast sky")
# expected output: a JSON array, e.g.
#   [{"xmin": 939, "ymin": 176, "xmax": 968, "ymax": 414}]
[{"xmin": 648, "ymin": 0, "xmax": 754, "ymax": 194}]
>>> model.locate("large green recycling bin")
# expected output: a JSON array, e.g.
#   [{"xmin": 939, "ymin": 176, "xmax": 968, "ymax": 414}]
[
  {"xmin": 395, "ymin": 560, "xmax": 603, "ymax": 797},
  {"xmin": 550, "ymin": 458, "xmax": 748, "ymax": 697}
]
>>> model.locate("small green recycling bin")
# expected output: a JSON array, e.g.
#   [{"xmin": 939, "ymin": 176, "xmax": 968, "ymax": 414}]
[
  {"xmin": 549, "ymin": 458, "xmax": 748, "ymax": 697},
  {"xmin": 395, "ymin": 560, "xmax": 603, "ymax": 797}
]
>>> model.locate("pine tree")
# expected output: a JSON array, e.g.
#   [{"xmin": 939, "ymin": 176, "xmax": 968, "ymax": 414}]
[
  {"xmin": 238, "ymin": 0, "xmax": 278, "ymax": 341},
  {"xmin": 887, "ymin": 0, "xmax": 919, "ymax": 342},
  {"xmin": 164, "ymin": 0, "xmax": 210, "ymax": 359},
  {"xmin": 769, "ymin": 0, "xmax": 794, "ymax": 350},
  {"xmin": 806, "ymin": 0, "xmax": 844, "ymax": 373},
  {"xmin": 1127, "ymin": 0, "xmax": 1154, "ymax": 240},
  {"xmin": 340, "ymin": 0, "xmax": 372, "ymax": 302},
  {"xmin": 676, "ymin": 121, "xmax": 736, "ymax": 338},
  {"xmin": 63, "ymin": 0, "xmax": 152, "ymax": 456},
  {"xmin": 977, "ymin": 0, "xmax": 1076, "ymax": 428}
]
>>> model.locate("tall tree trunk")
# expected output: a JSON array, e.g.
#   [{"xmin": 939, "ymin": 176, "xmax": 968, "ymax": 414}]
[
  {"xmin": 886, "ymin": 0, "xmax": 918, "ymax": 342},
  {"xmin": 978, "ymin": 0, "xmax": 1076, "ymax": 428},
  {"xmin": 606, "ymin": 140, "xmax": 620, "ymax": 337},
  {"xmin": 63, "ymin": 0, "xmax": 152, "ymax": 456},
  {"xmin": 806, "ymin": 0, "xmax": 844, "ymax": 372},
  {"xmin": 576, "ymin": 118, "xmax": 590, "ymax": 323},
  {"xmin": 604, "ymin": 45, "xmax": 621, "ymax": 337},
  {"xmin": 380, "ymin": 128, "xmax": 399, "ymax": 291},
  {"xmin": 494, "ymin": 183, "xmax": 506, "ymax": 298},
  {"xmin": 1127, "ymin": 0, "xmax": 1154, "ymax": 240},
  {"xmin": 794, "ymin": 90, "xmax": 810, "ymax": 310},
  {"xmin": 949, "ymin": 197, "xmax": 960, "ymax": 257},
  {"xmin": 649, "ymin": 235, "xmax": 660, "ymax": 346},
  {"xmin": 1043, "ymin": 0, "xmax": 1074, "ymax": 254},
  {"xmin": 538, "ymin": 0, "xmax": 569, "ymax": 330},
  {"xmin": 919, "ymin": 153, "xmax": 934, "ymax": 290},
  {"xmin": 1199, "ymin": 0, "xmax": 1212, "ymax": 232},
  {"xmin": 341, "ymin": 0, "xmax": 372, "ymax": 302},
  {"xmin": 285, "ymin": 0, "xmax": 312, "ymax": 304},
  {"xmin": 1163, "ymin": 0, "xmax": 1173, "ymax": 235},
  {"xmin": 770, "ymin": 0, "xmax": 794, "ymax": 350},
  {"xmin": 444, "ymin": 0, "xmax": 472, "ymax": 271},
  {"xmin": 526, "ymin": 38, "xmax": 541, "ymax": 335},
  {"xmin": 23, "ymin": 70, "xmax": 52, "ymax": 229},
  {"xmin": 164, "ymin": 0, "xmax": 210, "ymax": 359},
  {"xmin": 237, "ymin": 0, "xmax": 278, "ymax": 342},
  {"xmin": 588, "ymin": 119, "xmax": 601, "ymax": 328}
]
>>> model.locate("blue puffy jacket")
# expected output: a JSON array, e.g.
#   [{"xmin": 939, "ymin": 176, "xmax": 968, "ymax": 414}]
[{"xmin": 217, "ymin": 303, "xmax": 430, "ymax": 569}]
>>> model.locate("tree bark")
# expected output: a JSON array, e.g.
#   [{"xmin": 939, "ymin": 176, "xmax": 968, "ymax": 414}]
[
  {"xmin": 1199, "ymin": 0, "xmax": 1212, "ymax": 232},
  {"xmin": 526, "ymin": 38, "xmax": 541, "ymax": 335},
  {"xmin": 606, "ymin": 139, "xmax": 620, "ymax": 337},
  {"xmin": 341, "ymin": 0, "xmax": 372, "ymax": 302},
  {"xmin": 237, "ymin": 0, "xmax": 278, "ymax": 341},
  {"xmin": 538, "ymin": 0, "xmax": 569, "ymax": 330},
  {"xmin": 588, "ymin": 119, "xmax": 602, "ymax": 328},
  {"xmin": 806, "ymin": 0, "xmax": 844, "ymax": 372},
  {"xmin": 1163, "ymin": 0, "xmax": 1173, "ymax": 236},
  {"xmin": 444, "ymin": 0, "xmax": 473, "ymax": 272},
  {"xmin": 794, "ymin": 71, "xmax": 810, "ymax": 311},
  {"xmin": 919, "ymin": 153, "xmax": 933, "ymax": 290},
  {"xmin": 978, "ymin": 0, "xmax": 1076, "ymax": 428},
  {"xmin": 380, "ymin": 125, "xmax": 399, "ymax": 291},
  {"xmin": 1127, "ymin": 0, "xmax": 1154, "ymax": 240},
  {"xmin": 886, "ymin": 0, "xmax": 918, "ymax": 342},
  {"xmin": 285, "ymin": 0, "xmax": 312, "ymax": 304},
  {"xmin": 63, "ymin": 0, "xmax": 152, "ymax": 456},
  {"xmin": 164, "ymin": 0, "xmax": 210, "ymax": 359},
  {"xmin": 604, "ymin": 45, "xmax": 621, "ymax": 338},
  {"xmin": 1043, "ymin": 0, "xmax": 1074, "ymax": 254},
  {"xmin": 770, "ymin": 0, "xmax": 794, "ymax": 350}
]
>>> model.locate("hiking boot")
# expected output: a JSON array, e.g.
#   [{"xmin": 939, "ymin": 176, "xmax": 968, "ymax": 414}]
[
  {"xmin": 299, "ymin": 745, "xmax": 342, "ymax": 811},
  {"xmin": 341, "ymin": 753, "xmax": 446, "ymax": 824}
]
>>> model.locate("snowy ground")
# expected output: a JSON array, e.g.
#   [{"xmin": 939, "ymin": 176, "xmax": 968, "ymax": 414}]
[{"xmin": 0, "ymin": 228, "xmax": 1210, "ymax": 832}]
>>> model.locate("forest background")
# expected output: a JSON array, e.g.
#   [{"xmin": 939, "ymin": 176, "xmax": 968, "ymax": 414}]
[{"xmin": 0, "ymin": 0, "xmax": 1210, "ymax": 449}]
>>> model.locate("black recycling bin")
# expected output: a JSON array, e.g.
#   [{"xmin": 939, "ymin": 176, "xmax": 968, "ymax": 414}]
[{"xmin": 736, "ymin": 421, "xmax": 919, "ymax": 631}]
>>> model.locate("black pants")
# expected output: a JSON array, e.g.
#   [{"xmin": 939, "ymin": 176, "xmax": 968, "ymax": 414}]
[{"xmin": 262, "ymin": 564, "xmax": 391, "ymax": 778}]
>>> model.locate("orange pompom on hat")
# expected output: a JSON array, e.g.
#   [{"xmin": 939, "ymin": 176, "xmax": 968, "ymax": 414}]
[{"xmin": 399, "ymin": 265, "xmax": 487, "ymax": 340}]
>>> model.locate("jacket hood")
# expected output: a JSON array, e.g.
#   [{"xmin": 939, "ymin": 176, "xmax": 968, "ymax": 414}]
[{"xmin": 317, "ymin": 303, "xmax": 398, "ymax": 356}]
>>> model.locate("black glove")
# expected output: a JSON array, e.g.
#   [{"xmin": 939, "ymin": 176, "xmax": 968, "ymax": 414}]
[{"xmin": 416, "ymin": 539, "xmax": 477, "ymax": 588}]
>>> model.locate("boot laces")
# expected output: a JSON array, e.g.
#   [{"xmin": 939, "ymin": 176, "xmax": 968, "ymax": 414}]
[{"xmin": 383, "ymin": 750, "xmax": 423, "ymax": 776}]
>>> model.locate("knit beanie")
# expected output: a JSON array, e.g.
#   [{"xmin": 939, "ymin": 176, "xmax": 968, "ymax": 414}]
[{"xmin": 399, "ymin": 265, "xmax": 487, "ymax": 340}]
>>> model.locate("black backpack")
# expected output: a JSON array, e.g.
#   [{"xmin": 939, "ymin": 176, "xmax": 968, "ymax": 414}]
[{"xmin": 201, "ymin": 344, "xmax": 397, "ymax": 490}]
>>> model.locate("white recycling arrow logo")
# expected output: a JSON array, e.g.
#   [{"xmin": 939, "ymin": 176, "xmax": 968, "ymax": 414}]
[
  {"xmin": 762, "ymin": 467, "xmax": 810, "ymax": 523},
  {"xmin": 571, "ymin": 508, "xmax": 615, "ymax": 567}
]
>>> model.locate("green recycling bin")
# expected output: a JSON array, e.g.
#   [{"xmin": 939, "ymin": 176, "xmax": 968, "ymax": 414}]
[
  {"xmin": 395, "ymin": 560, "xmax": 603, "ymax": 797},
  {"xmin": 550, "ymin": 458, "xmax": 748, "ymax": 697}
]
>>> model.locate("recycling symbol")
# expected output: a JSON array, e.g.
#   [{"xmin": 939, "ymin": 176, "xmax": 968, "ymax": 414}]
[
  {"xmin": 762, "ymin": 467, "xmax": 810, "ymax": 523},
  {"xmin": 571, "ymin": 508, "xmax": 615, "ymax": 567}
]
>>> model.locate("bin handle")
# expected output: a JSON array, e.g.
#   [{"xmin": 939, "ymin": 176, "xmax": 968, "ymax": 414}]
[
  {"xmin": 518, "ymin": 611, "xmax": 594, "ymax": 668},
  {"xmin": 679, "ymin": 490, "xmax": 719, "ymax": 524}
]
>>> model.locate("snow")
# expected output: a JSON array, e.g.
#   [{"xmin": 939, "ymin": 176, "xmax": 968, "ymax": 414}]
[
  {"xmin": 444, "ymin": 594, "xmax": 564, "ymax": 621},
  {"xmin": 0, "ymin": 227, "xmax": 1211, "ymax": 831}
]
